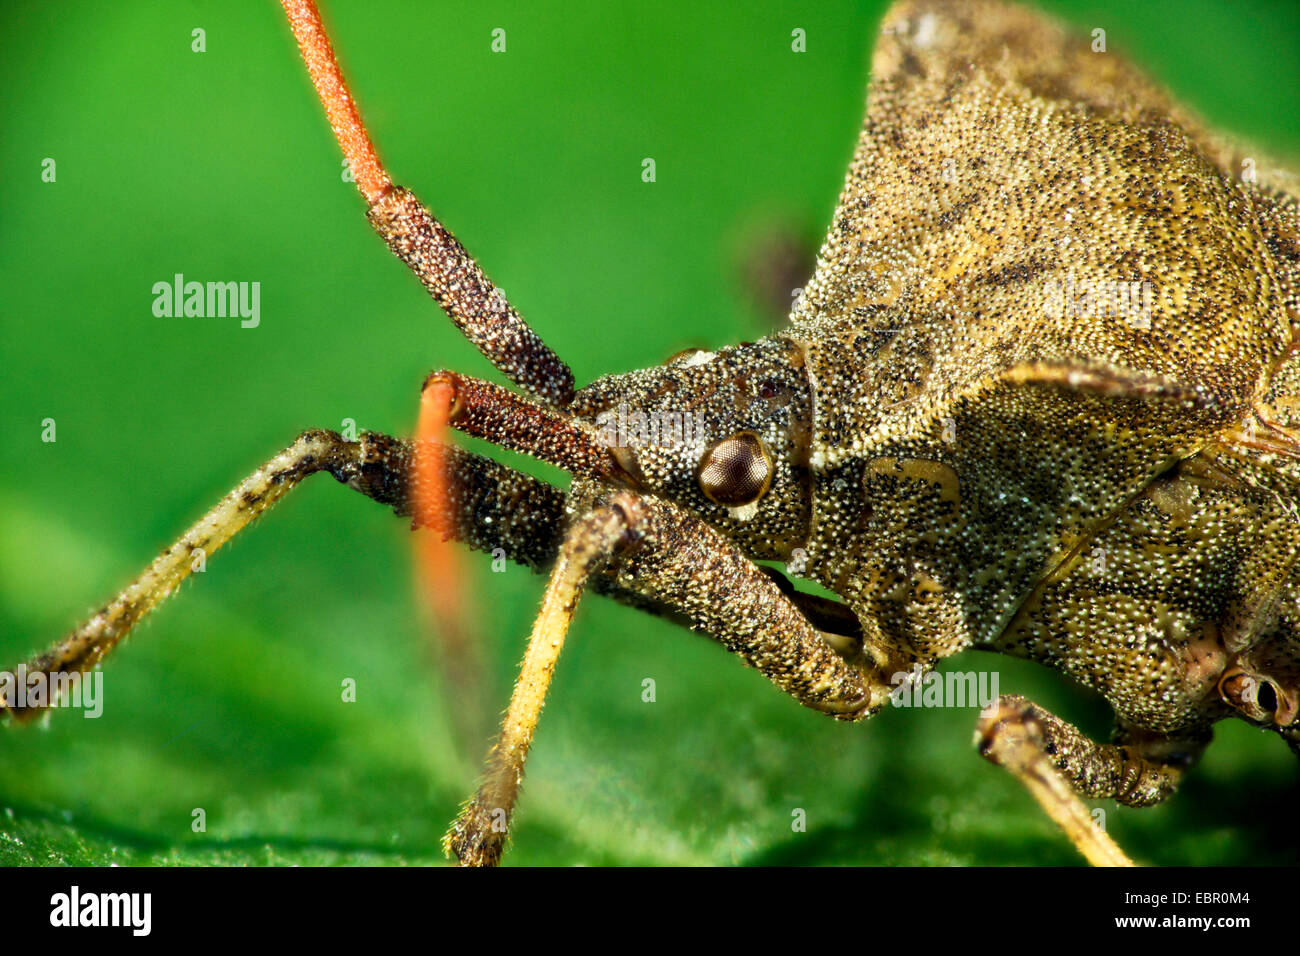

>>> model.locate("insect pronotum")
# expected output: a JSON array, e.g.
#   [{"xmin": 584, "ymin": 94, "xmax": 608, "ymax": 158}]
[{"xmin": 2, "ymin": 0, "xmax": 1300, "ymax": 868}]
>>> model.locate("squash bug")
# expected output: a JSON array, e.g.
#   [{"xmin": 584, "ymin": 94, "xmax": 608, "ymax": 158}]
[{"xmin": 3, "ymin": 0, "xmax": 1299, "ymax": 866}]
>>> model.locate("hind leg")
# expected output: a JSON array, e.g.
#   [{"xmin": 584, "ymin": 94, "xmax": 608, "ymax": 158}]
[{"xmin": 977, "ymin": 694, "xmax": 1208, "ymax": 866}]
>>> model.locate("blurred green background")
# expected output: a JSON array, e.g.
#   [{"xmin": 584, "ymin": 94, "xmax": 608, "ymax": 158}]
[{"xmin": 1, "ymin": 0, "xmax": 1298, "ymax": 866}]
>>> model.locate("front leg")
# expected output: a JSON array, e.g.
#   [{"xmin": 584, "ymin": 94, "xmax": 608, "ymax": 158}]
[
  {"xmin": 601, "ymin": 492, "xmax": 901, "ymax": 719},
  {"xmin": 977, "ymin": 694, "xmax": 1209, "ymax": 866}
]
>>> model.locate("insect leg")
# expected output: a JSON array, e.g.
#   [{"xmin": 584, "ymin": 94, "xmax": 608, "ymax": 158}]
[
  {"xmin": 596, "ymin": 493, "xmax": 892, "ymax": 718},
  {"xmin": 976, "ymin": 694, "xmax": 1208, "ymax": 866},
  {"xmin": 443, "ymin": 495, "xmax": 644, "ymax": 867},
  {"xmin": 0, "ymin": 430, "xmax": 566, "ymax": 722}
]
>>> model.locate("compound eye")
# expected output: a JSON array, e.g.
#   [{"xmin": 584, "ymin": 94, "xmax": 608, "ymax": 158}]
[{"xmin": 697, "ymin": 431, "xmax": 773, "ymax": 507}]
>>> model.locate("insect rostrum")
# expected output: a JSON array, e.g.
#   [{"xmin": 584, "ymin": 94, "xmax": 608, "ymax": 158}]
[{"xmin": 4, "ymin": 0, "xmax": 1298, "ymax": 866}]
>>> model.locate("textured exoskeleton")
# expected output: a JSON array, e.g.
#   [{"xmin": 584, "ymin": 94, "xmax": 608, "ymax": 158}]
[
  {"xmin": 6, "ymin": 0, "xmax": 1297, "ymax": 866},
  {"xmin": 549, "ymin": 0, "xmax": 1300, "ymax": 857}
]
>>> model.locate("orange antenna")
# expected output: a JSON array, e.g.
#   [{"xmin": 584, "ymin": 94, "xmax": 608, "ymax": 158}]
[
  {"xmin": 283, "ymin": 0, "xmax": 471, "ymax": 648},
  {"xmin": 280, "ymin": 0, "xmax": 392, "ymax": 204},
  {"xmin": 279, "ymin": 0, "xmax": 574, "ymax": 406},
  {"xmin": 414, "ymin": 379, "xmax": 468, "ymax": 636}
]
